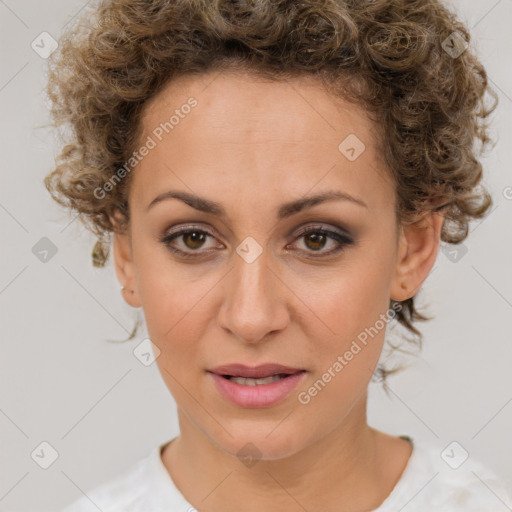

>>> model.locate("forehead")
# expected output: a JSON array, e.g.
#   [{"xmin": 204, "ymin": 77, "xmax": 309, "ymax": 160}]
[
  {"xmin": 142, "ymin": 70, "xmax": 376, "ymax": 143},
  {"xmin": 131, "ymin": 70, "xmax": 394, "ymax": 217}
]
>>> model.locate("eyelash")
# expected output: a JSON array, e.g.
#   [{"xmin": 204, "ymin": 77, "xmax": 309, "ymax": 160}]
[{"xmin": 160, "ymin": 224, "xmax": 354, "ymax": 259}]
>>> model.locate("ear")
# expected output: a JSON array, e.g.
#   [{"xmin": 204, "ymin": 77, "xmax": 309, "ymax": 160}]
[
  {"xmin": 390, "ymin": 210, "xmax": 445, "ymax": 301},
  {"xmin": 110, "ymin": 209, "xmax": 142, "ymax": 308}
]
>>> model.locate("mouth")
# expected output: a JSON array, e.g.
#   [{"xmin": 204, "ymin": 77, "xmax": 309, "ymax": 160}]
[
  {"xmin": 208, "ymin": 363, "xmax": 306, "ymax": 382},
  {"xmin": 221, "ymin": 373, "xmax": 300, "ymax": 386},
  {"xmin": 207, "ymin": 364, "xmax": 307, "ymax": 407}
]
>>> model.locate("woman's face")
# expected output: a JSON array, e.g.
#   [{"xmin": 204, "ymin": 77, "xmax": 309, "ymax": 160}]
[{"xmin": 114, "ymin": 70, "xmax": 431, "ymax": 460}]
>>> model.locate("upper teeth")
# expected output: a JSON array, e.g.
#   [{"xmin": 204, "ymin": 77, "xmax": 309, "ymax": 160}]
[{"xmin": 229, "ymin": 374, "xmax": 283, "ymax": 386}]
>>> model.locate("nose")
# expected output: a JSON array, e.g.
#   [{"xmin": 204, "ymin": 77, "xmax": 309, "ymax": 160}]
[{"xmin": 217, "ymin": 246, "xmax": 290, "ymax": 345}]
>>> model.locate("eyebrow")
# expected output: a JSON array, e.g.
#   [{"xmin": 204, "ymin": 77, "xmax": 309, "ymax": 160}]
[{"xmin": 146, "ymin": 189, "xmax": 368, "ymax": 219}]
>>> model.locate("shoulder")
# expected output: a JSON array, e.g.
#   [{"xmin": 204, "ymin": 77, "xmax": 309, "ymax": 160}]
[
  {"xmin": 379, "ymin": 437, "xmax": 512, "ymax": 511},
  {"xmin": 60, "ymin": 454, "xmax": 152, "ymax": 512},
  {"xmin": 59, "ymin": 442, "xmax": 190, "ymax": 512}
]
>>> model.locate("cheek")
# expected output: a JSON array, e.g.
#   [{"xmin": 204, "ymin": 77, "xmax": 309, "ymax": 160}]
[
  {"xmin": 303, "ymin": 244, "xmax": 395, "ymax": 390},
  {"xmin": 313, "ymin": 250, "xmax": 395, "ymax": 344},
  {"xmin": 297, "ymin": 289, "xmax": 390, "ymax": 424},
  {"xmin": 132, "ymin": 242, "xmax": 221, "ymax": 363},
  {"xmin": 132, "ymin": 243, "xmax": 189, "ymax": 335}
]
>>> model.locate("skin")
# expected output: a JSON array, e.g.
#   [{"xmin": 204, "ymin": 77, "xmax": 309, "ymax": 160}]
[{"xmin": 112, "ymin": 70, "xmax": 444, "ymax": 512}]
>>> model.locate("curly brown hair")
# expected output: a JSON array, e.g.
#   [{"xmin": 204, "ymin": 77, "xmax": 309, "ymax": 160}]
[{"xmin": 44, "ymin": 0, "xmax": 497, "ymax": 379}]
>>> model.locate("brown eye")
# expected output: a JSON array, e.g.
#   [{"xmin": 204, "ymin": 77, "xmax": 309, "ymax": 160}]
[
  {"xmin": 303, "ymin": 232, "xmax": 328, "ymax": 251},
  {"xmin": 290, "ymin": 225, "xmax": 355, "ymax": 258},
  {"xmin": 160, "ymin": 223, "xmax": 354, "ymax": 260},
  {"xmin": 160, "ymin": 226, "xmax": 221, "ymax": 258},
  {"xmin": 181, "ymin": 231, "xmax": 208, "ymax": 250}
]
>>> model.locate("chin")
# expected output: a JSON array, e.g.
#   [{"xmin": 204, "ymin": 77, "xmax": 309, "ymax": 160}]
[{"xmin": 209, "ymin": 419, "xmax": 314, "ymax": 463}]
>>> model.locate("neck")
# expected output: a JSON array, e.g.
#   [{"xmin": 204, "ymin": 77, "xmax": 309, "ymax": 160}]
[{"xmin": 161, "ymin": 394, "xmax": 409, "ymax": 512}]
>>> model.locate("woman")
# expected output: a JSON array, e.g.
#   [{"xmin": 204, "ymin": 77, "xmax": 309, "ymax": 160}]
[{"xmin": 45, "ymin": 0, "xmax": 511, "ymax": 510}]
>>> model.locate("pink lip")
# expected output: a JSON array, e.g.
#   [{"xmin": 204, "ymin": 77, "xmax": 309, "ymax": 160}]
[{"xmin": 207, "ymin": 364, "xmax": 307, "ymax": 408}]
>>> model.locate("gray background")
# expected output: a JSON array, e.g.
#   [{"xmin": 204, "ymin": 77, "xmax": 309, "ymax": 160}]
[{"xmin": 1, "ymin": 1, "xmax": 511, "ymax": 510}]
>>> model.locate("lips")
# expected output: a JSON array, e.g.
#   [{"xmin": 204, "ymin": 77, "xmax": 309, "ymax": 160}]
[
  {"xmin": 207, "ymin": 363, "xmax": 307, "ymax": 407},
  {"xmin": 208, "ymin": 363, "xmax": 305, "ymax": 379}
]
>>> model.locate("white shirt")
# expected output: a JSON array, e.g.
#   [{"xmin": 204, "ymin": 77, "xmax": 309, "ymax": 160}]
[{"xmin": 61, "ymin": 436, "xmax": 512, "ymax": 511}]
